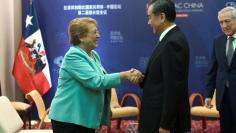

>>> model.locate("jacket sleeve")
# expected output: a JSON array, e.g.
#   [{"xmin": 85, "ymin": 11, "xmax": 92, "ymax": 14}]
[
  {"xmin": 204, "ymin": 40, "xmax": 217, "ymax": 99},
  {"xmin": 159, "ymin": 41, "xmax": 187, "ymax": 129},
  {"xmin": 61, "ymin": 49, "xmax": 121, "ymax": 90}
]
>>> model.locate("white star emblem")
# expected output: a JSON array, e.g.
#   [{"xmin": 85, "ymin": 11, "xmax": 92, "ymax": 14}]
[
  {"xmin": 31, "ymin": 52, "xmax": 36, "ymax": 59},
  {"xmin": 25, "ymin": 15, "xmax": 33, "ymax": 28}
]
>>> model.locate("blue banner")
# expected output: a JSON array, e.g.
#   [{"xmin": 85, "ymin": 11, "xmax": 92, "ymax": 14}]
[{"xmin": 22, "ymin": 0, "xmax": 236, "ymax": 108}]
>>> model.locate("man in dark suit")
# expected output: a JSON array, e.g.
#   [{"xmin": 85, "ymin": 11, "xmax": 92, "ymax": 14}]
[
  {"xmin": 205, "ymin": 7, "xmax": 236, "ymax": 133},
  {"xmin": 138, "ymin": 0, "xmax": 191, "ymax": 132}
]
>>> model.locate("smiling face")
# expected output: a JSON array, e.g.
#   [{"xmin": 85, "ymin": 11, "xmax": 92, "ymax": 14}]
[
  {"xmin": 80, "ymin": 23, "xmax": 100, "ymax": 50},
  {"xmin": 147, "ymin": 4, "xmax": 165, "ymax": 34},
  {"xmin": 218, "ymin": 10, "xmax": 236, "ymax": 36}
]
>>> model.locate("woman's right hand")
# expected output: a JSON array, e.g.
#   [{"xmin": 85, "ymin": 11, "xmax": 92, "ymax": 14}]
[
  {"xmin": 119, "ymin": 69, "xmax": 144, "ymax": 84},
  {"xmin": 128, "ymin": 68, "xmax": 144, "ymax": 84}
]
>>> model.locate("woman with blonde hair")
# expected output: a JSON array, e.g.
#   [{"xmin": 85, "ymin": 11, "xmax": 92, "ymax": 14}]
[{"xmin": 48, "ymin": 17, "xmax": 142, "ymax": 133}]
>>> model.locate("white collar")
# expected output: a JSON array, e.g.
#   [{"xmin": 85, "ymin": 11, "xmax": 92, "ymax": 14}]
[
  {"xmin": 228, "ymin": 33, "xmax": 236, "ymax": 39},
  {"xmin": 159, "ymin": 24, "xmax": 176, "ymax": 42}
]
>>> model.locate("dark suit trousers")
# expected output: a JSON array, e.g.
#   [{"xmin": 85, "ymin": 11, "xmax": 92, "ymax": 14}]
[
  {"xmin": 219, "ymin": 87, "xmax": 236, "ymax": 133},
  {"xmin": 138, "ymin": 105, "xmax": 189, "ymax": 133},
  {"xmin": 138, "ymin": 105, "xmax": 162, "ymax": 133}
]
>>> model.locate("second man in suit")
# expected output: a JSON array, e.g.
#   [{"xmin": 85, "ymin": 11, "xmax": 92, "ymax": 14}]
[{"xmin": 205, "ymin": 7, "xmax": 236, "ymax": 133}]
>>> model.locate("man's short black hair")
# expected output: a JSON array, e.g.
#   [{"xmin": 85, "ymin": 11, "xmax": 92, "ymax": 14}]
[{"xmin": 151, "ymin": 0, "xmax": 176, "ymax": 22}]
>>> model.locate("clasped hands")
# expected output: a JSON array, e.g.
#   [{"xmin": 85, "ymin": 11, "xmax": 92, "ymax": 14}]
[{"xmin": 127, "ymin": 68, "xmax": 144, "ymax": 84}]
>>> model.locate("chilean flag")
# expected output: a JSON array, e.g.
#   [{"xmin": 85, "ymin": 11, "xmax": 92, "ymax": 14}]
[{"xmin": 12, "ymin": 0, "xmax": 51, "ymax": 95}]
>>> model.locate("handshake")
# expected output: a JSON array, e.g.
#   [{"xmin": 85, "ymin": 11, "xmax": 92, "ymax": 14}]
[{"xmin": 122, "ymin": 68, "xmax": 144, "ymax": 84}]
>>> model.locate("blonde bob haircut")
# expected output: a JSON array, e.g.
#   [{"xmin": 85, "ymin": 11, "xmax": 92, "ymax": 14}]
[{"xmin": 68, "ymin": 17, "xmax": 97, "ymax": 45}]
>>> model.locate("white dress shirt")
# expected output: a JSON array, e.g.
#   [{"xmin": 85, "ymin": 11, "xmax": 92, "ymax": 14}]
[{"xmin": 159, "ymin": 24, "xmax": 176, "ymax": 42}]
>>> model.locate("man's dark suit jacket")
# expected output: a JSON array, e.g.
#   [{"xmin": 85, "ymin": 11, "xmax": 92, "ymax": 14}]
[
  {"xmin": 205, "ymin": 34, "xmax": 236, "ymax": 111},
  {"xmin": 139, "ymin": 26, "xmax": 191, "ymax": 133}
]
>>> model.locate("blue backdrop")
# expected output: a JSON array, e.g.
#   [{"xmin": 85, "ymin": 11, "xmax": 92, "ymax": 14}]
[{"xmin": 21, "ymin": 0, "xmax": 235, "ymax": 108}]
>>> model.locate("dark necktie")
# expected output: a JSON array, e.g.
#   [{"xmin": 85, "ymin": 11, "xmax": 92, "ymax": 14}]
[{"xmin": 227, "ymin": 37, "xmax": 235, "ymax": 65}]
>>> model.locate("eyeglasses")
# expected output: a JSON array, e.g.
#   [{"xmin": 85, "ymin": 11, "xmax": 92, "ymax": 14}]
[{"xmin": 88, "ymin": 30, "xmax": 100, "ymax": 35}]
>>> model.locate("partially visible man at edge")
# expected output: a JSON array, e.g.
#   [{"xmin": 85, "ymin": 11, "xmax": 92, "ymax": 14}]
[{"xmin": 205, "ymin": 7, "xmax": 236, "ymax": 133}]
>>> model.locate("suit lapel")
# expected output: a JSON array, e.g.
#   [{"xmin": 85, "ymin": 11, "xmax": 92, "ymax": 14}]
[
  {"xmin": 147, "ymin": 41, "xmax": 165, "ymax": 68},
  {"xmin": 144, "ymin": 41, "xmax": 162, "ymax": 75},
  {"xmin": 224, "ymin": 36, "xmax": 236, "ymax": 67},
  {"xmin": 148, "ymin": 27, "xmax": 180, "ymax": 66},
  {"xmin": 218, "ymin": 36, "xmax": 236, "ymax": 67},
  {"xmin": 219, "ymin": 37, "xmax": 228, "ymax": 67},
  {"xmin": 144, "ymin": 27, "xmax": 180, "ymax": 75},
  {"xmin": 230, "ymin": 46, "xmax": 236, "ymax": 67}
]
